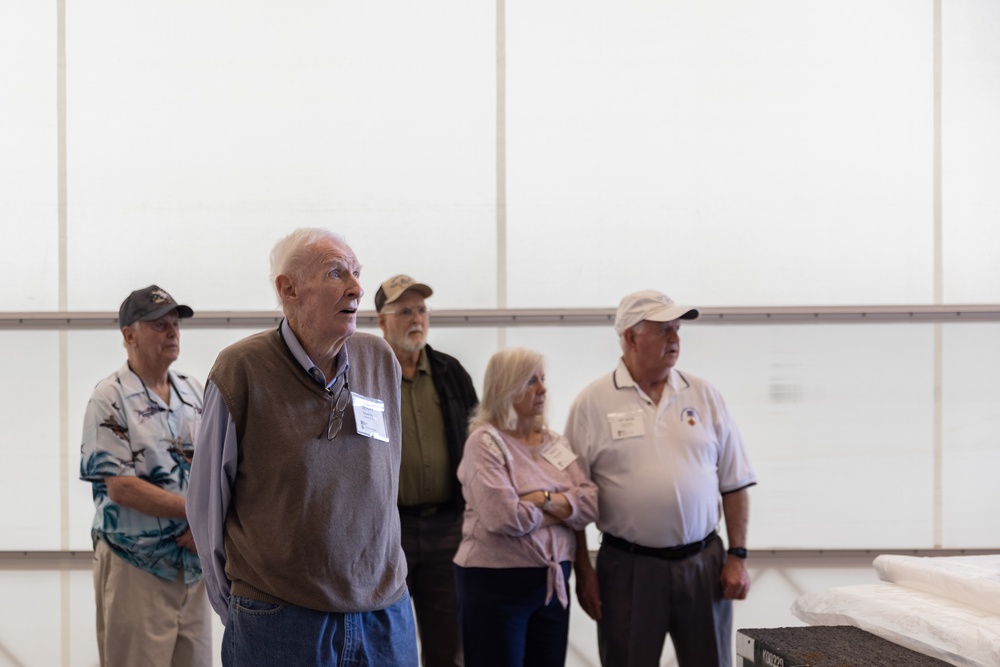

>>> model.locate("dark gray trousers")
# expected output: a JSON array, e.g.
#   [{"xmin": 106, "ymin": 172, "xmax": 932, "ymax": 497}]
[
  {"xmin": 596, "ymin": 535, "xmax": 732, "ymax": 667},
  {"xmin": 400, "ymin": 510, "xmax": 464, "ymax": 667}
]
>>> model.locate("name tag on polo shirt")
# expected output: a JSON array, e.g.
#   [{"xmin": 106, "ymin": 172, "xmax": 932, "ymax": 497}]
[
  {"xmin": 351, "ymin": 392, "xmax": 389, "ymax": 442},
  {"xmin": 608, "ymin": 411, "xmax": 645, "ymax": 440},
  {"xmin": 540, "ymin": 437, "xmax": 577, "ymax": 471}
]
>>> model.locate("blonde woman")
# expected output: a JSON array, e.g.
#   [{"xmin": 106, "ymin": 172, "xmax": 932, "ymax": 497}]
[{"xmin": 453, "ymin": 348, "xmax": 598, "ymax": 667}]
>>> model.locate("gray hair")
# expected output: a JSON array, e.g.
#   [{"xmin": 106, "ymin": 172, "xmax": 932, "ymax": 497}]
[
  {"xmin": 470, "ymin": 347, "xmax": 547, "ymax": 433},
  {"xmin": 121, "ymin": 321, "xmax": 141, "ymax": 350},
  {"xmin": 269, "ymin": 228, "xmax": 347, "ymax": 304},
  {"xmin": 619, "ymin": 320, "xmax": 646, "ymax": 352}
]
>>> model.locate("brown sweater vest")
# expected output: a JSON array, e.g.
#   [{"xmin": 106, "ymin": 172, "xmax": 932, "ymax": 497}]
[{"xmin": 209, "ymin": 328, "xmax": 406, "ymax": 612}]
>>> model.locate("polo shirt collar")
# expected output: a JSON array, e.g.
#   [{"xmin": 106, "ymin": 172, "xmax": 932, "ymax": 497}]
[{"xmin": 612, "ymin": 358, "xmax": 687, "ymax": 393}]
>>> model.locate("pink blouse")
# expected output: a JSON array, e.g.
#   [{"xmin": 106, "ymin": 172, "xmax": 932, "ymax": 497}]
[{"xmin": 453, "ymin": 425, "xmax": 599, "ymax": 607}]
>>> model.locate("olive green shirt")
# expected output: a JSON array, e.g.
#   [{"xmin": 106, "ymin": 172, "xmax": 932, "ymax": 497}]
[{"xmin": 397, "ymin": 348, "xmax": 452, "ymax": 506}]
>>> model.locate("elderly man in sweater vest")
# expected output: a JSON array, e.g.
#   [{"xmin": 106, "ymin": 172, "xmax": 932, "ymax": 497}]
[{"xmin": 187, "ymin": 228, "xmax": 418, "ymax": 666}]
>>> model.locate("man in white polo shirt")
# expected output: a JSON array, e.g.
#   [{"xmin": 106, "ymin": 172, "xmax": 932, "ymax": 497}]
[{"xmin": 565, "ymin": 289, "xmax": 757, "ymax": 667}]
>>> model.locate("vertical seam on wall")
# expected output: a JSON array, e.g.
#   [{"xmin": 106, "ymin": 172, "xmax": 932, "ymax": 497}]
[
  {"xmin": 58, "ymin": 0, "xmax": 69, "ymax": 550},
  {"xmin": 57, "ymin": 1, "xmax": 71, "ymax": 665},
  {"xmin": 496, "ymin": 0, "xmax": 507, "ymax": 349},
  {"xmin": 932, "ymin": 0, "xmax": 943, "ymax": 549}
]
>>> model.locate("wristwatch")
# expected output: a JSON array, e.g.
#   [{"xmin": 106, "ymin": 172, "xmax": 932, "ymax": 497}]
[
  {"xmin": 543, "ymin": 490, "xmax": 553, "ymax": 512},
  {"xmin": 727, "ymin": 546, "xmax": 749, "ymax": 559}
]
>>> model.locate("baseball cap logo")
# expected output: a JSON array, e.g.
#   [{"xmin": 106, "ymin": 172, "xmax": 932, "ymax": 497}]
[
  {"xmin": 149, "ymin": 289, "xmax": 172, "ymax": 305},
  {"xmin": 388, "ymin": 276, "xmax": 415, "ymax": 290}
]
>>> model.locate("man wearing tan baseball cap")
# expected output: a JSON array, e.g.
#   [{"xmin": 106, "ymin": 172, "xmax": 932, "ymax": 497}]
[
  {"xmin": 566, "ymin": 289, "xmax": 757, "ymax": 667},
  {"xmin": 376, "ymin": 274, "xmax": 478, "ymax": 667}
]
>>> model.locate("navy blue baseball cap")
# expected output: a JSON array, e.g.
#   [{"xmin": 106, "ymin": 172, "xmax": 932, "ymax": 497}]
[{"xmin": 119, "ymin": 285, "xmax": 194, "ymax": 328}]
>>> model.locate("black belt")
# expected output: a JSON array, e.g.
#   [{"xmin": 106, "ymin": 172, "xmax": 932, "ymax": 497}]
[
  {"xmin": 398, "ymin": 502, "xmax": 452, "ymax": 517},
  {"xmin": 602, "ymin": 531, "xmax": 717, "ymax": 561}
]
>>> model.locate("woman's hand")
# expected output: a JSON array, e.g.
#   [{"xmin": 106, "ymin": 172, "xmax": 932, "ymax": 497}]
[{"xmin": 519, "ymin": 490, "xmax": 572, "ymax": 521}]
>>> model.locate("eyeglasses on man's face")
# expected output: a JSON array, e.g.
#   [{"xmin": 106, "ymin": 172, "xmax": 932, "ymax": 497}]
[{"xmin": 383, "ymin": 306, "xmax": 431, "ymax": 320}]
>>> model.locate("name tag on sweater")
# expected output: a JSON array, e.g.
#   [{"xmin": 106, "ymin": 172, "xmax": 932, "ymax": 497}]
[{"xmin": 351, "ymin": 392, "xmax": 389, "ymax": 442}]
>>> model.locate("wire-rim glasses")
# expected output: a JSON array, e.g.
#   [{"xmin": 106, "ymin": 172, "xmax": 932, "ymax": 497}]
[
  {"xmin": 382, "ymin": 306, "xmax": 431, "ymax": 319},
  {"xmin": 325, "ymin": 377, "xmax": 351, "ymax": 441}
]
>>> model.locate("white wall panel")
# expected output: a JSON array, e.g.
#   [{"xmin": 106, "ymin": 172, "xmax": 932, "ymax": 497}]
[
  {"xmin": 941, "ymin": 323, "xmax": 1000, "ymax": 547},
  {"xmin": 0, "ymin": 332, "xmax": 61, "ymax": 550},
  {"xmin": 942, "ymin": 0, "xmax": 1000, "ymax": 303},
  {"xmin": 0, "ymin": 3, "xmax": 59, "ymax": 311},
  {"xmin": 505, "ymin": 0, "xmax": 933, "ymax": 308},
  {"xmin": 65, "ymin": 1, "xmax": 496, "ymax": 312}
]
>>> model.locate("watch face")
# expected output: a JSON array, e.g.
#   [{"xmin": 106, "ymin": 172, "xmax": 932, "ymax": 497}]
[{"xmin": 728, "ymin": 547, "xmax": 748, "ymax": 558}]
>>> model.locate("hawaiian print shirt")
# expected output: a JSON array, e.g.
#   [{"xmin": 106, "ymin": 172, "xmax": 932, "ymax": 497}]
[{"xmin": 80, "ymin": 361, "xmax": 204, "ymax": 583}]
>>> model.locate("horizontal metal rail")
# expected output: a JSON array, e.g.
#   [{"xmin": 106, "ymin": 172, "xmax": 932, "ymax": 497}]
[
  {"xmin": 2, "ymin": 547, "xmax": 997, "ymax": 569},
  {"xmin": 2, "ymin": 305, "xmax": 1000, "ymax": 329}
]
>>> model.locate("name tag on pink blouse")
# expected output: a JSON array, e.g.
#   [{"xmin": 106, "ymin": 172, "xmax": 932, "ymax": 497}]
[{"xmin": 540, "ymin": 437, "xmax": 577, "ymax": 471}]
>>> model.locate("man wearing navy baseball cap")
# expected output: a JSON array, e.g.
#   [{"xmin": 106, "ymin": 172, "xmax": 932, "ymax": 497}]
[{"xmin": 81, "ymin": 284, "xmax": 210, "ymax": 666}]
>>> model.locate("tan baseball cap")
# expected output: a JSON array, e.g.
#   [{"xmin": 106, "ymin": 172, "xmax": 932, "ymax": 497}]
[
  {"xmin": 374, "ymin": 275, "xmax": 433, "ymax": 312},
  {"xmin": 614, "ymin": 290, "xmax": 699, "ymax": 336}
]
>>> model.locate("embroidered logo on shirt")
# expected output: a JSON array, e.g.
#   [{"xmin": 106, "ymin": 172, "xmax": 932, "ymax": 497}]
[{"xmin": 681, "ymin": 407, "xmax": 701, "ymax": 427}]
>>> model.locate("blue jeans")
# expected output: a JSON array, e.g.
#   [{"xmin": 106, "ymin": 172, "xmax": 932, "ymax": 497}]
[
  {"xmin": 454, "ymin": 563, "xmax": 571, "ymax": 667},
  {"xmin": 222, "ymin": 591, "xmax": 418, "ymax": 666}
]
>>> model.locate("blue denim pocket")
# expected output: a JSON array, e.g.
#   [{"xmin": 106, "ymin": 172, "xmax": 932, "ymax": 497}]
[{"xmin": 231, "ymin": 595, "xmax": 285, "ymax": 616}]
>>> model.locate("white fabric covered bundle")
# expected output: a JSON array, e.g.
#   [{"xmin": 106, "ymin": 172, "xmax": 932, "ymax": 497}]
[
  {"xmin": 873, "ymin": 554, "xmax": 1000, "ymax": 617},
  {"xmin": 792, "ymin": 554, "xmax": 1000, "ymax": 667}
]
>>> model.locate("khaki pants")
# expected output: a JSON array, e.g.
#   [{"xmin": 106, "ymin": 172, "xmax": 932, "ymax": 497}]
[{"xmin": 93, "ymin": 540, "xmax": 212, "ymax": 667}]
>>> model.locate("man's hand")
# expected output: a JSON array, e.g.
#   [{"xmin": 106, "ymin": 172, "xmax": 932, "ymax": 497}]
[
  {"xmin": 176, "ymin": 528, "xmax": 198, "ymax": 554},
  {"xmin": 105, "ymin": 476, "xmax": 188, "ymax": 519},
  {"xmin": 720, "ymin": 556, "xmax": 750, "ymax": 600},
  {"xmin": 575, "ymin": 557, "xmax": 603, "ymax": 620}
]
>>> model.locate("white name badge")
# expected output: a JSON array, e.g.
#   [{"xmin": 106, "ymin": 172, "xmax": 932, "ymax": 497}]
[
  {"xmin": 540, "ymin": 436, "xmax": 578, "ymax": 471},
  {"xmin": 608, "ymin": 411, "xmax": 645, "ymax": 440},
  {"xmin": 350, "ymin": 392, "xmax": 389, "ymax": 442}
]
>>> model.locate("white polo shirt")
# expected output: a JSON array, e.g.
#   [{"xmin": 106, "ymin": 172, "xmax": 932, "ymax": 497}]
[{"xmin": 564, "ymin": 358, "xmax": 756, "ymax": 549}]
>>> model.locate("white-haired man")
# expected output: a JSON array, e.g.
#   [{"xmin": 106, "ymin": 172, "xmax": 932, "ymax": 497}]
[
  {"xmin": 188, "ymin": 228, "xmax": 418, "ymax": 666},
  {"xmin": 565, "ymin": 290, "xmax": 757, "ymax": 667},
  {"xmin": 81, "ymin": 285, "xmax": 211, "ymax": 667},
  {"xmin": 375, "ymin": 274, "xmax": 478, "ymax": 667}
]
